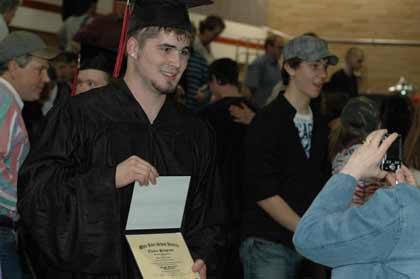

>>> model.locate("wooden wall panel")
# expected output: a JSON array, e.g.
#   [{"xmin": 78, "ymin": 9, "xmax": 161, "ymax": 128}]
[
  {"xmin": 191, "ymin": 0, "xmax": 267, "ymax": 26},
  {"xmin": 266, "ymin": 0, "xmax": 420, "ymax": 93}
]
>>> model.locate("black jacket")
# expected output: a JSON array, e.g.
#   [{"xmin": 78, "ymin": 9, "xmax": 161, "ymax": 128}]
[{"xmin": 241, "ymin": 95, "xmax": 330, "ymax": 248}]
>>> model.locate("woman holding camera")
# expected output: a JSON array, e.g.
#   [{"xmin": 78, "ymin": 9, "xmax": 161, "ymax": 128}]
[
  {"xmin": 294, "ymin": 129, "xmax": 418, "ymax": 278},
  {"xmin": 329, "ymin": 96, "xmax": 386, "ymax": 206}
]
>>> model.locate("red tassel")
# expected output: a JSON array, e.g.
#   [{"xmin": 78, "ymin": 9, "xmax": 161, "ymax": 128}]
[
  {"xmin": 70, "ymin": 54, "xmax": 81, "ymax": 96},
  {"xmin": 113, "ymin": 0, "xmax": 132, "ymax": 78}
]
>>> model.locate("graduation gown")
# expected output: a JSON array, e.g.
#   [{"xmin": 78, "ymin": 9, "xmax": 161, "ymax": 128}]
[
  {"xmin": 199, "ymin": 97, "xmax": 255, "ymax": 224},
  {"xmin": 18, "ymin": 80, "xmax": 227, "ymax": 279},
  {"xmin": 199, "ymin": 97, "xmax": 255, "ymax": 278}
]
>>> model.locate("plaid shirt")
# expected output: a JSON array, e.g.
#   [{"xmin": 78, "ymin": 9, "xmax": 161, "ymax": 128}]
[{"xmin": 0, "ymin": 78, "xmax": 29, "ymax": 220}]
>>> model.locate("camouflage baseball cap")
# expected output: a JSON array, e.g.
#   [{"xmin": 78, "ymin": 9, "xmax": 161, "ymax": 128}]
[
  {"xmin": 282, "ymin": 35, "xmax": 338, "ymax": 65},
  {"xmin": 341, "ymin": 96, "xmax": 381, "ymax": 138}
]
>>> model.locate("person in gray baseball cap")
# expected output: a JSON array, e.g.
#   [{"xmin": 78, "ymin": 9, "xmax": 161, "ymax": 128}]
[
  {"xmin": 240, "ymin": 34, "xmax": 336, "ymax": 278},
  {"xmin": 0, "ymin": 30, "xmax": 58, "ymax": 279},
  {"xmin": 0, "ymin": 31, "xmax": 59, "ymax": 101}
]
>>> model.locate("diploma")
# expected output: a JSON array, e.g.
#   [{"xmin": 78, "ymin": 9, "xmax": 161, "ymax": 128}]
[
  {"xmin": 126, "ymin": 176, "xmax": 191, "ymax": 230},
  {"xmin": 126, "ymin": 176, "xmax": 197, "ymax": 279},
  {"xmin": 126, "ymin": 233, "xmax": 199, "ymax": 279}
]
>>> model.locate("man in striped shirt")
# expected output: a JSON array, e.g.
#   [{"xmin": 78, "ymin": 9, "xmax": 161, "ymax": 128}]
[{"xmin": 0, "ymin": 31, "xmax": 57, "ymax": 278}]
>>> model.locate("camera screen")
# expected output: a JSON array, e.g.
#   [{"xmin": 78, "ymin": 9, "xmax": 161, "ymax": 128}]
[{"xmin": 387, "ymin": 135, "xmax": 402, "ymax": 161}]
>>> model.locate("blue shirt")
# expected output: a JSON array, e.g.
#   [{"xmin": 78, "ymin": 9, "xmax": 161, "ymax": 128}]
[
  {"xmin": 244, "ymin": 54, "xmax": 282, "ymax": 108},
  {"xmin": 181, "ymin": 51, "xmax": 209, "ymax": 112},
  {"xmin": 294, "ymin": 173, "xmax": 420, "ymax": 279}
]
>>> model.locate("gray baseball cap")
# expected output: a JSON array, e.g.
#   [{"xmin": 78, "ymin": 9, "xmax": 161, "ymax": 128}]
[
  {"xmin": 0, "ymin": 31, "xmax": 59, "ymax": 63},
  {"xmin": 283, "ymin": 35, "xmax": 338, "ymax": 65}
]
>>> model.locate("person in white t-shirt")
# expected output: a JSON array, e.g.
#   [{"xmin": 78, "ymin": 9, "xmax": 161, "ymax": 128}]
[{"xmin": 240, "ymin": 35, "xmax": 338, "ymax": 279}]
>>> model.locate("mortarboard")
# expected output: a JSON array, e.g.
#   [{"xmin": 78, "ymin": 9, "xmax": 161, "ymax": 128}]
[
  {"xmin": 112, "ymin": 0, "xmax": 213, "ymax": 78},
  {"xmin": 128, "ymin": 0, "xmax": 213, "ymax": 34},
  {"xmin": 79, "ymin": 43, "xmax": 118, "ymax": 75}
]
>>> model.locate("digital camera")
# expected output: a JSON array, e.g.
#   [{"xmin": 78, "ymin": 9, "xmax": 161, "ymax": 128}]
[{"xmin": 380, "ymin": 133, "xmax": 402, "ymax": 172}]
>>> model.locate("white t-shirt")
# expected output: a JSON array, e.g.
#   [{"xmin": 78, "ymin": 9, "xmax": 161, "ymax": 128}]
[{"xmin": 293, "ymin": 107, "xmax": 313, "ymax": 158}]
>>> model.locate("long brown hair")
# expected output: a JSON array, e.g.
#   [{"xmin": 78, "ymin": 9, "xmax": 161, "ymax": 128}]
[
  {"xmin": 329, "ymin": 97, "xmax": 380, "ymax": 160},
  {"xmin": 328, "ymin": 119, "xmax": 361, "ymax": 160},
  {"xmin": 404, "ymin": 105, "xmax": 420, "ymax": 169}
]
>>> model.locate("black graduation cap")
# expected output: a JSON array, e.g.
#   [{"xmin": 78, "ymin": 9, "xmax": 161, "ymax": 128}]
[
  {"xmin": 128, "ymin": 0, "xmax": 213, "ymax": 34},
  {"xmin": 79, "ymin": 43, "xmax": 117, "ymax": 74}
]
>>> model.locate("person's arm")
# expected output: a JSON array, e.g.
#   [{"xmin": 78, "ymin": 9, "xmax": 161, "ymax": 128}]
[
  {"xmin": 244, "ymin": 59, "xmax": 263, "ymax": 96},
  {"xmin": 228, "ymin": 103, "xmax": 256, "ymax": 125},
  {"xmin": 293, "ymin": 173, "xmax": 401, "ymax": 267},
  {"xmin": 0, "ymin": 96, "xmax": 20, "ymax": 215},
  {"xmin": 293, "ymin": 131, "xmax": 405, "ymax": 267},
  {"xmin": 257, "ymin": 195, "xmax": 300, "ymax": 232}
]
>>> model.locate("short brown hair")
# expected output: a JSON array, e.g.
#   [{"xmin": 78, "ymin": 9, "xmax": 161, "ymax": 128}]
[
  {"xmin": 0, "ymin": 54, "xmax": 33, "ymax": 75},
  {"xmin": 130, "ymin": 26, "xmax": 192, "ymax": 49},
  {"xmin": 264, "ymin": 35, "xmax": 282, "ymax": 49},
  {"xmin": 198, "ymin": 15, "xmax": 225, "ymax": 34},
  {"xmin": 281, "ymin": 58, "xmax": 302, "ymax": 86}
]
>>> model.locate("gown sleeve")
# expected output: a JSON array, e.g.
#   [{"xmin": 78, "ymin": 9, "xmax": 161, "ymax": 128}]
[
  {"xmin": 17, "ymin": 101, "xmax": 120, "ymax": 273},
  {"xmin": 181, "ymin": 120, "xmax": 228, "ymax": 277}
]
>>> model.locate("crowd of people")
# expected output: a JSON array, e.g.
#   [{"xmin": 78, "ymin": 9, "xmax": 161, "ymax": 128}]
[{"xmin": 1, "ymin": 0, "xmax": 420, "ymax": 279}]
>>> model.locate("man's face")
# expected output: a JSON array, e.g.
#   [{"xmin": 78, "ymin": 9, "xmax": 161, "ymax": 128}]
[
  {"xmin": 130, "ymin": 31, "xmax": 190, "ymax": 95},
  {"xmin": 291, "ymin": 60, "xmax": 328, "ymax": 99},
  {"xmin": 54, "ymin": 61, "xmax": 77, "ymax": 83},
  {"xmin": 201, "ymin": 27, "xmax": 223, "ymax": 46},
  {"xmin": 13, "ymin": 56, "xmax": 50, "ymax": 101},
  {"xmin": 267, "ymin": 37, "xmax": 284, "ymax": 60},
  {"xmin": 76, "ymin": 69, "xmax": 109, "ymax": 95},
  {"xmin": 4, "ymin": 7, "xmax": 17, "ymax": 24},
  {"xmin": 348, "ymin": 51, "xmax": 364, "ymax": 72}
]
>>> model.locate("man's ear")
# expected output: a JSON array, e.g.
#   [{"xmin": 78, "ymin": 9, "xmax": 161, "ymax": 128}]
[
  {"xmin": 284, "ymin": 63, "xmax": 296, "ymax": 78},
  {"xmin": 7, "ymin": 60, "xmax": 20, "ymax": 78},
  {"xmin": 126, "ymin": 37, "xmax": 139, "ymax": 59}
]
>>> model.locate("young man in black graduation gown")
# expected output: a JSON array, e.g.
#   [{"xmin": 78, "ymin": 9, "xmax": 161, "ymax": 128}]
[{"xmin": 17, "ymin": 1, "xmax": 226, "ymax": 278}]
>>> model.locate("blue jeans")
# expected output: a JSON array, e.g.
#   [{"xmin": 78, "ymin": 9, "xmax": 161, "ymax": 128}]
[
  {"xmin": 0, "ymin": 227, "xmax": 23, "ymax": 279},
  {"xmin": 240, "ymin": 237, "xmax": 303, "ymax": 279}
]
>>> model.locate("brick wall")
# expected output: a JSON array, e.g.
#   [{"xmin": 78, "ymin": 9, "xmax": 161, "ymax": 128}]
[{"xmin": 266, "ymin": 0, "xmax": 420, "ymax": 93}]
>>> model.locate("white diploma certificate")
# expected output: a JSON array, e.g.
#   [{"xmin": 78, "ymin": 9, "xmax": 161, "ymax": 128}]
[
  {"xmin": 126, "ymin": 176, "xmax": 191, "ymax": 230},
  {"xmin": 126, "ymin": 176, "xmax": 198, "ymax": 279}
]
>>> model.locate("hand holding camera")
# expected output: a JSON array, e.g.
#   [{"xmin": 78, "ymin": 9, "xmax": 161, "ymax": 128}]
[
  {"xmin": 341, "ymin": 130, "xmax": 398, "ymax": 181},
  {"xmin": 385, "ymin": 165, "xmax": 417, "ymax": 186}
]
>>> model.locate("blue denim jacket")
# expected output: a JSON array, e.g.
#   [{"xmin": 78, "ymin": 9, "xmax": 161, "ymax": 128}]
[{"xmin": 294, "ymin": 173, "xmax": 420, "ymax": 279}]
